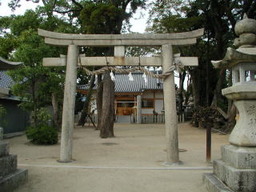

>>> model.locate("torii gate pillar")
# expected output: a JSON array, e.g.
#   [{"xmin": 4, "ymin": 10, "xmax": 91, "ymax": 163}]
[
  {"xmin": 162, "ymin": 44, "xmax": 179, "ymax": 164},
  {"xmin": 59, "ymin": 45, "xmax": 78, "ymax": 162}
]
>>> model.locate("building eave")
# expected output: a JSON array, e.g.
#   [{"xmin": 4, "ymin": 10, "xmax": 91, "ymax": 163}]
[{"xmin": 0, "ymin": 57, "xmax": 23, "ymax": 70}]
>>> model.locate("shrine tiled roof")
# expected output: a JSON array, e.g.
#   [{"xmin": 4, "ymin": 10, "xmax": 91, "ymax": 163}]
[
  {"xmin": 77, "ymin": 72, "xmax": 163, "ymax": 93},
  {"xmin": 0, "ymin": 71, "xmax": 14, "ymax": 89},
  {"xmin": 0, "ymin": 71, "xmax": 23, "ymax": 100},
  {"xmin": 114, "ymin": 73, "xmax": 163, "ymax": 92}
]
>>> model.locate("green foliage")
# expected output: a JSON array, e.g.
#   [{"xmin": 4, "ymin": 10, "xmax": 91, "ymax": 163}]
[
  {"xmin": 79, "ymin": 1, "xmax": 145, "ymax": 34},
  {"xmin": 154, "ymin": 15, "xmax": 203, "ymax": 33},
  {"xmin": 148, "ymin": 0, "xmax": 256, "ymax": 108},
  {"xmin": 0, "ymin": 105, "xmax": 7, "ymax": 127},
  {"xmin": 32, "ymin": 108, "xmax": 52, "ymax": 126},
  {"xmin": 0, "ymin": 34, "xmax": 18, "ymax": 58},
  {"xmin": 10, "ymin": 10, "xmax": 42, "ymax": 36},
  {"xmin": 26, "ymin": 108, "xmax": 58, "ymax": 145},
  {"xmin": 26, "ymin": 125, "xmax": 58, "ymax": 145},
  {"xmin": 149, "ymin": 0, "xmax": 203, "ymax": 33},
  {"xmin": 80, "ymin": 2, "xmax": 123, "ymax": 34},
  {"xmin": 3, "ymin": 0, "xmax": 146, "ymax": 133},
  {"xmin": 0, "ymin": 9, "xmax": 68, "ymax": 128},
  {"xmin": 191, "ymin": 106, "xmax": 227, "ymax": 131}
]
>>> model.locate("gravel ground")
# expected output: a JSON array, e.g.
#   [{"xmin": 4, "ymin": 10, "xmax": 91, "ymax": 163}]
[{"xmin": 5, "ymin": 123, "xmax": 229, "ymax": 192}]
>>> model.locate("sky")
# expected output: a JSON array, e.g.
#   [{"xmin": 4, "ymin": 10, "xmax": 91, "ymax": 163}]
[{"xmin": 0, "ymin": 0, "xmax": 148, "ymax": 33}]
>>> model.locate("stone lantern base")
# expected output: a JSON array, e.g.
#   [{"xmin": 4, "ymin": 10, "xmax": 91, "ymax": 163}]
[
  {"xmin": 203, "ymin": 144, "xmax": 256, "ymax": 192},
  {"xmin": 0, "ymin": 141, "xmax": 28, "ymax": 191}
]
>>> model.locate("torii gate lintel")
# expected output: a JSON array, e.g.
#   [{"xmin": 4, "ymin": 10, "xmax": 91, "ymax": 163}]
[{"xmin": 38, "ymin": 28, "xmax": 204, "ymax": 46}]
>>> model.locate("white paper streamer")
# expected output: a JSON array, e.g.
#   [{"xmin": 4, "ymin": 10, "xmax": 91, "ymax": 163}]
[
  {"xmin": 142, "ymin": 73, "xmax": 148, "ymax": 86},
  {"xmin": 128, "ymin": 72, "xmax": 134, "ymax": 81},
  {"xmin": 110, "ymin": 71, "xmax": 115, "ymax": 81},
  {"xmin": 94, "ymin": 75, "xmax": 98, "ymax": 84}
]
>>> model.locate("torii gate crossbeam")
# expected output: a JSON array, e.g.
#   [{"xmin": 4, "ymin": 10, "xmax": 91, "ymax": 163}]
[{"xmin": 38, "ymin": 28, "xmax": 204, "ymax": 164}]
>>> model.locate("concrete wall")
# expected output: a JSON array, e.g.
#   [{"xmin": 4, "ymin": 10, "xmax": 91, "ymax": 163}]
[{"xmin": 0, "ymin": 99, "xmax": 29, "ymax": 134}]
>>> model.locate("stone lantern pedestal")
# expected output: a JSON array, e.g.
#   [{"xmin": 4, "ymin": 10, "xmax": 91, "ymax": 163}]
[{"xmin": 203, "ymin": 15, "xmax": 256, "ymax": 192}]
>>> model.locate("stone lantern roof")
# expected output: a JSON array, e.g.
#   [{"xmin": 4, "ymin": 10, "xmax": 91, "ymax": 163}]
[
  {"xmin": 210, "ymin": 15, "xmax": 256, "ymax": 101},
  {"xmin": 234, "ymin": 14, "xmax": 256, "ymax": 47},
  {"xmin": 212, "ymin": 14, "xmax": 256, "ymax": 69}
]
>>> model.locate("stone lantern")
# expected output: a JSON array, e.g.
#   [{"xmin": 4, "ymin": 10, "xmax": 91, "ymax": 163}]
[
  {"xmin": 0, "ymin": 57, "xmax": 27, "ymax": 191},
  {"xmin": 204, "ymin": 15, "xmax": 256, "ymax": 192}
]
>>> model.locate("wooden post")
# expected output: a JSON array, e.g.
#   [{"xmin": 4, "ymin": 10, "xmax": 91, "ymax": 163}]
[
  {"xmin": 162, "ymin": 44, "xmax": 180, "ymax": 165},
  {"xmin": 137, "ymin": 95, "xmax": 142, "ymax": 124},
  {"xmin": 206, "ymin": 126, "xmax": 212, "ymax": 162},
  {"xmin": 59, "ymin": 45, "xmax": 78, "ymax": 163}
]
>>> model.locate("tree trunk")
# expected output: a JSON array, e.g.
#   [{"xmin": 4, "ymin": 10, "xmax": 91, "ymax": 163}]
[
  {"xmin": 190, "ymin": 69, "xmax": 200, "ymax": 108},
  {"xmin": 51, "ymin": 92, "xmax": 60, "ymax": 129},
  {"xmin": 178, "ymin": 71, "xmax": 186, "ymax": 115},
  {"xmin": 96, "ymin": 75, "xmax": 103, "ymax": 130},
  {"xmin": 32, "ymin": 80, "xmax": 38, "ymax": 127},
  {"xmin": 77, "ymin": 75, "xmax": 95, "ymax": 126},
  {"xmin": 211, "ymin": 68, "xmax": 226, "ymax": 107},
  {"xmin": 98, "ymin": 72, "xmax": 115, "ymax": 138}
]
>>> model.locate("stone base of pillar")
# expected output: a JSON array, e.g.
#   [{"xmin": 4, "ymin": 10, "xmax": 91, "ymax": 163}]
[
  {"xmin": 203, "ymin": 144, "xmax": 256, "ymax": 192},
  {"xmin": 57, "ymin": 159, "xmax": 73, "ymax": 163}
]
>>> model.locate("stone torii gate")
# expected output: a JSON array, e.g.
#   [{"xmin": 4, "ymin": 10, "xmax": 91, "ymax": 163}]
[{"xmin": 38, "ymin": 28, "xmax": 204, "ymax": 164}]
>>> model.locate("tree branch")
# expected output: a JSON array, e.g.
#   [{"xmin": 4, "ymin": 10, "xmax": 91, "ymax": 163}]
[
  {"xmin": 53, "ymin": 0, "xmax": 83, "ymax": 15},
  {"xmin": 53, "ymin": 9, "xmax": 81, "ymax": 14},
  {"xmin": 71, "ymin": 0, "xmax": 83, "ymax": 11}
]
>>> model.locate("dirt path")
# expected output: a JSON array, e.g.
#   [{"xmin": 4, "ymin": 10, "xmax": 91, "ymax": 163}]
[{"xmin": 6, "ymin": 123, "xmax": 229, "ymax": 192}]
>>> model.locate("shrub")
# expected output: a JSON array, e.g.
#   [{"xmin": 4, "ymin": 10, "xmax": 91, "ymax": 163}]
[
  {"xmin": 191, "ymin": 106, "xmax": 227, "ymax": 131},
  {"xmin": 26, "ymin": 125, "xmax": 58, "ymax": 145},
  {"xmin": 26, "ymin": 107, "xmax": 58, "ymax": 145}
]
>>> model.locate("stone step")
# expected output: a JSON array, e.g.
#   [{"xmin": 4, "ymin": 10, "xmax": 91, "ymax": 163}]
[
  {"xmin": 221, "ymin": 145, "xmax": 256, "ymax": 169},
  {"xmin": 0, "ymin": 155, "xmax": 17, "ymax": 178},
  {"xmin": 203, "ymin": 173, "xmax": 233, "ymax": 192},
  {"xmin": 0, "ymin": 141, "xmax": 9, "ymax": 157},
  {"xmin": 0, "ymin": 169, "xmax": 28, "ymax": 192},
  {"xmin": 213, "ymin": 159, "xmax": 256, "ymax": 192}
]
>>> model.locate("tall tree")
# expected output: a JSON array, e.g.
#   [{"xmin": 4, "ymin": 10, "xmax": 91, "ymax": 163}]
[
  {"xmin": 0, "ymin": 9, "xmax": 75, "ymax": 128},
  {"xmin": 150, "ymin": 0, "xmax": 256, "ymax": 129},
  {"xmin": 148, "ymin": 0, "xmax": 214, "ymax": 109},
  {"xmin": 150, "ymin": 0, "xmax": 256, "ymax": 107},
  {"xmin": 79, "ymin": 1, "xmax": 146, "ymax": 138},
  {"xmin": 36, "ymin": 0, "xmax": 145, "ymax": 137},
  {"xmin": 8, "ymin": 0, "xmax": 146, "ymax": 138}
]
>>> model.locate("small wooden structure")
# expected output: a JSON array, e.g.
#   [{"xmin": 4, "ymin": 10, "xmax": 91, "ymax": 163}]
[{"xmin": 0, "ymin": 57, "xmax": 29, "ymax": 135}]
